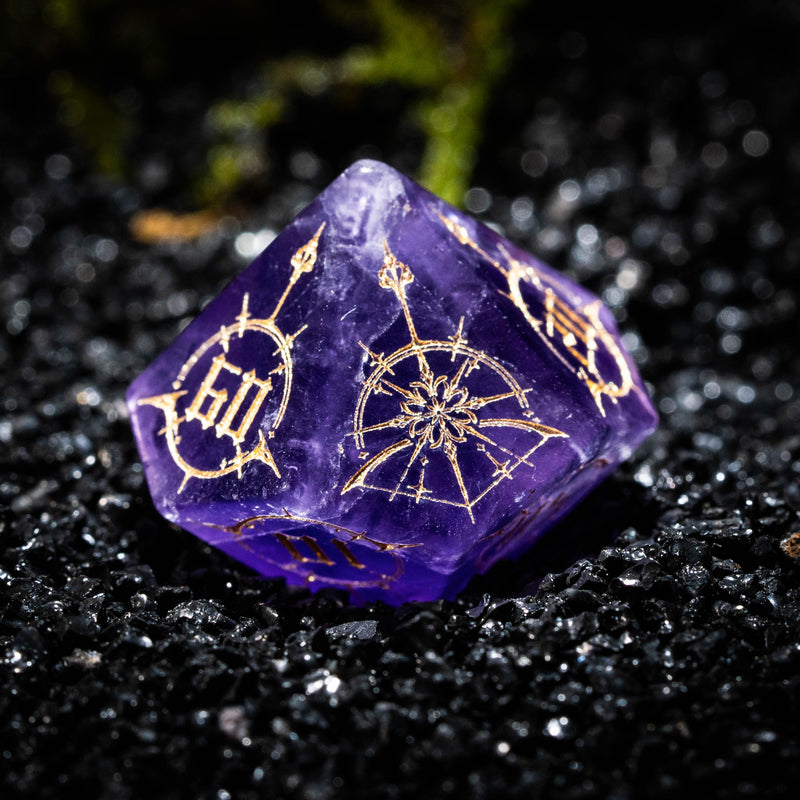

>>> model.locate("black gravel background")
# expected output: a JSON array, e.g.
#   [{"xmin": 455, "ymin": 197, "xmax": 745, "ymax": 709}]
[{"xmin": 3, "ymin": 3, "xmax": 800, "ymax": 798}]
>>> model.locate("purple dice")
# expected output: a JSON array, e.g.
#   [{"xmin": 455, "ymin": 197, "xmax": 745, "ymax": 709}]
[{"xmin": 127, "ymin": 160, "xmax": 657, "ymax": 604}]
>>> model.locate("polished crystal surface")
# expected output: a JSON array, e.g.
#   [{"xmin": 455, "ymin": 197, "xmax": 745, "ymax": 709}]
[{"xmin": 127, "ymin": 160, "xmax": 657, "ymax": 603}]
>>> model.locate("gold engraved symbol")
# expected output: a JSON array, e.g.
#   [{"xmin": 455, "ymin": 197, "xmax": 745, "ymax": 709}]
[
  {"xmin": 204, "ymin": 511, "xmax": 420, "ymax": 590},
  {"xmin": 184, "ymin": 353, "xmax": 272, "ymax": 445},
  {"xmin": 341, "ymin": 241, "xmax": 567, "ymax": 523},
  {"xmin": 138, "ymin": 224, "xmax": 325, "ymax": 492},
  {"xmin": 438, "ymin": 212, "xmax": 634, "ymax": 416}
]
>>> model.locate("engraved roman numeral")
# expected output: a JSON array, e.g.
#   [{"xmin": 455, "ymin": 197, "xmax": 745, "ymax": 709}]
[{"xmin": 275, "ymin": 533, "xmax": 365, "ymax": 570}]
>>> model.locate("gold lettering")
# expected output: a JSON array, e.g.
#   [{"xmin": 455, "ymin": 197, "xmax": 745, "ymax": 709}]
[
  {"xmin": 332, "ymin": 539, "xmax": 365, "ymax": 569},
  {"xmin": 544, "ymin": 288, "xmax": 597, "ymax": 368},
  {"xmin": 437, "ymin": 208, "xmax": 636, "ymax": 416},
  {"xmin": 275, "ymin": 532, "xmax": 365, "ymax": 569},
  {"xmin": 275, "ymin": 533, "xmax": 333, "ymax": 565},
  {"xmin": 184, "ymin": 354, "xmax": 272, "ymax": 446},
  {"xmin": 185, "ymin": 353, "xmax": 240, "ymax": 430},
  {"xmin": 215, "ymin": 369, "xmax": 272, "ymax": 445}
]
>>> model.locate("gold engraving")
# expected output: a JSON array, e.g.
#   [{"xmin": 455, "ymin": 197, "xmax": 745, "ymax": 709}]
[
  {"xmin": 275, "ymin": 533, "xmax": 335, "ymax": 566},
  {"xmin": 342, "ymin": 241, "xmax": 567, "ymax": 523},
  {"xmin": 204, "ymin": 510, "xmax": 419, "ymax": 589},
  {"xmin": 437, "ymin": 212, "xmax": 634, "ymax": 415},
  {"xmin": 138, "ymin": 224, "xmax": 325, "ymax": 491}
]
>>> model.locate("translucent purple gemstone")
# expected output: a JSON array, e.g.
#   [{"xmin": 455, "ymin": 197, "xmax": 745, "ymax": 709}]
[{"xmin": 127, "ymin": 160, "xmax": 657, "ymax": 603}]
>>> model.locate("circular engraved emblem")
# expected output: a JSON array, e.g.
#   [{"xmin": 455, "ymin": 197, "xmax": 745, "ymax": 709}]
[
  {"xmin": 505, "ymin": 261, "xmax": 634, "ymax": 415},
  {"xmin": 437, "ymin": 212, "xmax": 634, "ymax": 416},
  {"xmin": 341, "ymin": 243, "xmax": 567, "ymax": 523},
  {"xmin": 205, "ymin": 512, "xmax": 421, "ymax": 590},
  {"xmin": 138, "ymin": 224, "xmax": 324, "ymax": 492}
]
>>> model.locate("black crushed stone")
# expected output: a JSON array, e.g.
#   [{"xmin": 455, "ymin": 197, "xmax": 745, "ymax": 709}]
[{"xmin": 3, "ymin": 3, "xmax": 800, "ymax": 798}]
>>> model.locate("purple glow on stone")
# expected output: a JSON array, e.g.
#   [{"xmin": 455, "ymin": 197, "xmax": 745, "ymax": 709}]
[{"xmin": 127, "ymin": 160, "xmax": 657, "ymax": 604}]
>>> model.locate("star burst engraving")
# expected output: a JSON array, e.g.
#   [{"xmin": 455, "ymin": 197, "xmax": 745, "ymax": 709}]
[{"xmin": 342, "ymin": 242, "xmax": 567, "ymax": 523}]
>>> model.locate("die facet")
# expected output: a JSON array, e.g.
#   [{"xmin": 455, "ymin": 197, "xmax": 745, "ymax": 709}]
[{"xmin": 127, "ymin": 160, "xmax": 657, "ymax": 604}]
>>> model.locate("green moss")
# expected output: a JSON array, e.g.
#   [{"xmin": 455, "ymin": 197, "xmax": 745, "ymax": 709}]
[
  {"xmin": 2, "ymin": 0, "xmax": 527, "ymax": 205},
  {"xmin": 202, "ymin": 0, "xmax": 526, "ymax": 207},
  {"xmin": 417, "ymin": 84, "xmax": 483, "ymax": 205},
  {"xmin": 49, "ymin": 71, "xmax": 129, "ymax": 179}
]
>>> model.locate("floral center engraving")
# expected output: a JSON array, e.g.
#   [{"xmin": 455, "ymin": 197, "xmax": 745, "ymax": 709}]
[{"xmin": 342, "ymin": 242, "xmax": 567, "ymax": 523}]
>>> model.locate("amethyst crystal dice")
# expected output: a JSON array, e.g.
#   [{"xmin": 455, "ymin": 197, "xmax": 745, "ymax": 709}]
[{"xmin": 127, "ymin": 160, "xmax": 657, "ymax": 603}]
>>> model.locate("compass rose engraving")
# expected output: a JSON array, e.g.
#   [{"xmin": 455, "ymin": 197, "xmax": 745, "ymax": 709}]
[
  {"xmin": 137, "ymin": 224, "xmax": 325, "ymax": 492},
  {"xmin": 438, "ymin": 212, "xmax": 634, "ymax": 416},
  {"xmin": 342, "ymin": 242, "xmax": 567, "ymax": 523}
]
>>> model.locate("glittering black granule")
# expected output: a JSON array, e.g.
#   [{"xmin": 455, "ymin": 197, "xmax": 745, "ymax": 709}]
[{"xmin": 3, "ymin": 3, "xmax": 800, "ymax": 799}]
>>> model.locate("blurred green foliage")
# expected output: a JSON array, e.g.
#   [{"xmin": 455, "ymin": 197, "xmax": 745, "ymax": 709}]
[
  {"xmin": 202, "ymin": 0, "xmax": 525, "ymax": 205},
  {"xmin": 2, "ymin": 0, "xmax": 525, "ymax": 207},
  {"xmin": 47, "ymin": 70, "xmax": 130, "ymax": 178}
]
